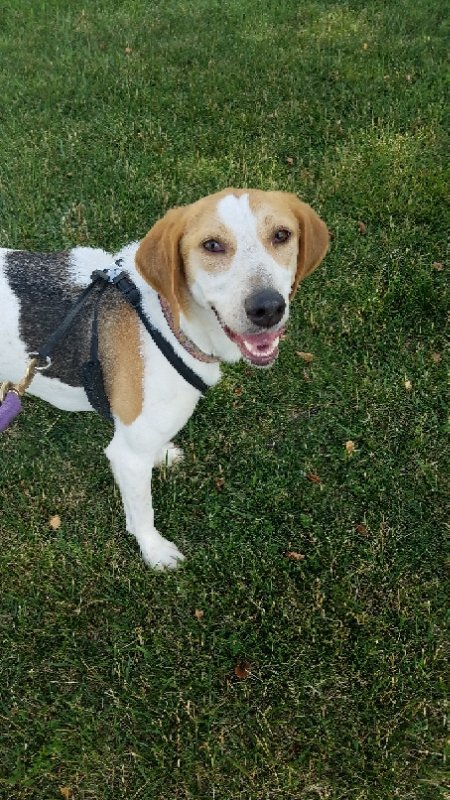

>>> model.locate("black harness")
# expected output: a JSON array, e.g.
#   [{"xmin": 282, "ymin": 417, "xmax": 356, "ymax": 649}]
[{"xmin": 36, "ymin": 263, "xmax": 210, "ymax": 421}]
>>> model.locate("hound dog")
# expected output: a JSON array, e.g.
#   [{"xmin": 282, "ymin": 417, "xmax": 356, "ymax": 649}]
[{"xmin": 0, "ymin": 189, "xmax": 329, "ymax": 568}]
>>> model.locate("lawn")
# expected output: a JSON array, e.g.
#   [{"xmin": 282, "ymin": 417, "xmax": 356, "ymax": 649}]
[{"xmin": 0, "ymin": 1, "xmax": 447, "ymax": 798}]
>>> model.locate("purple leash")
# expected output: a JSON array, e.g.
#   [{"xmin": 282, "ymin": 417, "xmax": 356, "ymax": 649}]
[
  {"xmin": 0, "ymin": 356, "xmax": 50, "ymax": 433},
  {"xmin": 0, "ymin": 390, "xmax": 22, "ymax": 432}
]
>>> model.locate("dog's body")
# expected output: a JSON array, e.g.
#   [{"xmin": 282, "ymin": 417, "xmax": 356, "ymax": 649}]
[{"xmin": 1, "ymin": 189, "xmax": 328, "ymax": 568}]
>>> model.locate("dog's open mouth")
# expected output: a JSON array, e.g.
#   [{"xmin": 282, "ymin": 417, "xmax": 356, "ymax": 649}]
[
  {"xmin": 212, "ymin": 308, "xmax": 283, "ymax": 366},
  {"xmin": 225, "ymin": 327, "xmax": 282, "ymax": 366}
]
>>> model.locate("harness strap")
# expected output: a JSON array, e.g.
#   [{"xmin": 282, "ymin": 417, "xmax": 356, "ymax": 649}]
[
  {"xmin": 81, "ymin": 281, "xmax": 113, "ymax": 421},
  {"xmin": 91, "ymin": 267, "xmax": 211, "ymax": 396},
  {"xmin": 37, "ymin": 280, "xmax": 101, "ymax": 361}
]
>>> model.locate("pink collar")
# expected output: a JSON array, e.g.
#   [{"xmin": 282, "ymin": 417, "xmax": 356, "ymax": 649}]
[{"xmin": 159, "ymin": 296, "xmax": 219, "ymax": 364}]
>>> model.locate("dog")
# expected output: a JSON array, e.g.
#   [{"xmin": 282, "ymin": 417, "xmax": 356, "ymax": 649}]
[{"xmin": 0, "ymin": 188, "xmax": 329, "ymax": 568}]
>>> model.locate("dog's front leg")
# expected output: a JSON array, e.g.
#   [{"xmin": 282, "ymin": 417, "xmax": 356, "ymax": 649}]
[{"xmin": 105, "ymin": 430, "xmax": 185, "ymax": 570}]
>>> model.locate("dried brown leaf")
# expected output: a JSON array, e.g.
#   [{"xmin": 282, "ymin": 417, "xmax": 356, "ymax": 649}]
[
  {"xmin": 49, "ymin": 515, "xmax": 61, "ymax": 530},
  {"xmin": 286, "ymin": 551, "xmax": 305, "ymax": 561},
  {"xmin": 194, "ymin": 609, "xmax": 204, "ymax": 621},
  {"xmin": 59, "ymin": 789, "xmax": 72, "ymax": 800},
  {"xmin": 431, "ymin": 352, "xmax": 442, "ymax": 364},
  {"xmin": 234, "ymin": 661, "xmax": 252, "ymax": 680},
  {"xmin": 354, "ymin": 523, "xmax": 368, "ymax": 535},
  {"xmin": 306, "ymin": 472, "xmax": 322, "ymax": 484},
  {"xmin": 345, "ymin": 440, "xmax": 357, "ymax": 455},
  {"xmin": 357, "ymin": 221, "xmax": 367, "ymax": 235},
  {"xmin": 432, "ymin": 261, "xmax": 444, "ymax": 271},
  {"xmin": 296, "ymin": 351, "xmax": 314, "ymax": 363}
]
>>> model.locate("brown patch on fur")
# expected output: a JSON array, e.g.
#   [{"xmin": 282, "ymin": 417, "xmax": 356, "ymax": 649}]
[
  {"xmin": 99, "ymin": 296, "xmax": 144, "ymax": 425},
  {"xmin": 252, "ymin": 199, "xmax": 300, "ymax": 272},
  {"xmin": 181, "ymin": 220, "xmax": 236, "ymax": 275}
]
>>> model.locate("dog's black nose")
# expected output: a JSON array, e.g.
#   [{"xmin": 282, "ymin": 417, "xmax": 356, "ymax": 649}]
[{"xmin": 244, "ymin": 289, "xmax": 286, "ymax": 328}]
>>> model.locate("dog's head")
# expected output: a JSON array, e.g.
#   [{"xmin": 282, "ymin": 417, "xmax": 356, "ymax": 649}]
[{"xmin": 135, "ymin": 189, "xmax": 329, "ymax": 366}]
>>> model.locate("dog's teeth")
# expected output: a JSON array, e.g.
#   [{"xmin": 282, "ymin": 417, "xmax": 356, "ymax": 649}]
[
  {"xmin": 243, "ymin": 336, "xmax": 280, "ymax": 357},
  {"xmin": 246, "ymin": 342, "xmax": 259, "ymax": 355}
]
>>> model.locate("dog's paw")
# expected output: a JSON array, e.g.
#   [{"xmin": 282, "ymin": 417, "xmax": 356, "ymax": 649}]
[
  {"xmin": 139, "ymin": 532, "xmax": 185, "ymax": 570},
  {"xmin": 155, "ymin": 442, "xmax": 184, "ymax": 469}
]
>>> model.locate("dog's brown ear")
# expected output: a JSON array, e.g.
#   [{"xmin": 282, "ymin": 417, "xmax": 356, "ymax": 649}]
[
  {"xmin": 288, "ymin": 196, "xmax": 329, "ymax": 298},
  {"xmin": 135, "ymin": 207, "xmax": 187, "ymax": 328}
]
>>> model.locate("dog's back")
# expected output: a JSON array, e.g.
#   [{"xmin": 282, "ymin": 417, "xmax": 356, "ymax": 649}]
[{"xmin": 0, "ymin": 246, "xmax": 113, "ymax": 410}]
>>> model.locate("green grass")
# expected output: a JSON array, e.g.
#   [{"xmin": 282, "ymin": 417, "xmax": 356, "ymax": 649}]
[{"xmin": 0, "ymin": 1, "xmax": 447, "ymax": 798}]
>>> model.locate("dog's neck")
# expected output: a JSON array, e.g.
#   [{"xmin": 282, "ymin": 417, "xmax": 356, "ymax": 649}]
[{"xmin": 159, "ymin": 296, "xmax": 219, "ymax": 364}]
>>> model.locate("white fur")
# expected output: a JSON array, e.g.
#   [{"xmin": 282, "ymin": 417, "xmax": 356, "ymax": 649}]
[{"xmin": 0, "ymin": 190, "xmax": 313, "ymax": 569}]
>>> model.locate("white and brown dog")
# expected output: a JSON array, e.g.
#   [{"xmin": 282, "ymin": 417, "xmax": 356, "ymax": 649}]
[{"xmin": 0, "ymin": 189, "xmax": 329, "ymax": 568}]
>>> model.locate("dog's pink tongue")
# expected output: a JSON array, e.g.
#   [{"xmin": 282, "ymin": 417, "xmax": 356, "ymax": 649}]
[{"xmin": 224, "ymin": 325, "xmax": 284, "ymax": 361}]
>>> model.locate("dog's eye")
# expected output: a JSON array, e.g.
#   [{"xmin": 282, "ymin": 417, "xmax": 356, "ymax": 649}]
[
  {"xmin": 273, "ymin": 229, "xmax": 291, "ymax": 245},
  {"xmin": 203, "ymin": 239, "xmax": 225, "ymax": 253}
]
